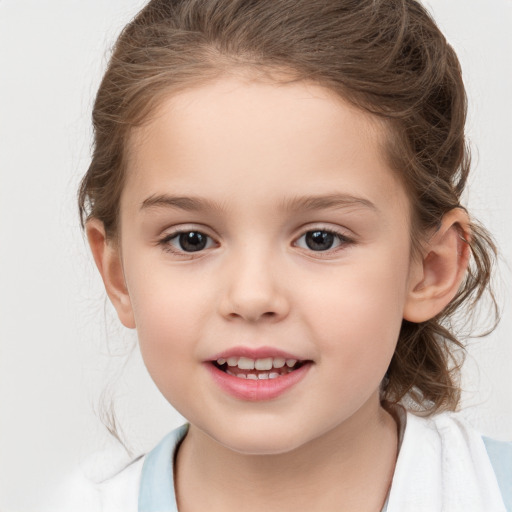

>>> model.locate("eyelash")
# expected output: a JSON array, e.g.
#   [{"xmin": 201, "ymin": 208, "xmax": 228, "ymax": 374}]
[
  {"xmin": 158, "ymin": 230, "xmax": 217, "ymax": 256},
  {"xmin": 294, "ymin": 228, "xmax": 354, "ymax": 254},
  {"xmin": 158, "ymin": 227, "xmax": 354, "ymax": 257}
]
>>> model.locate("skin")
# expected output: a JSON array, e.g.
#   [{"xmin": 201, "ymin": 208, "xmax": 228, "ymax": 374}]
[{"xmin": 88, "ymin": 74, "xmax": 470, "ymax": 512}]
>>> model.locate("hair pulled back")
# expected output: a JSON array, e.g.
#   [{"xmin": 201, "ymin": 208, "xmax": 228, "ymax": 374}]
[{"xmin": 79, "ymin": 0, "xmax": 497, "ymax": 414}]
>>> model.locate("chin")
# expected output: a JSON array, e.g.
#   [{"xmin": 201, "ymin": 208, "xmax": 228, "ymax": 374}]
[
  {"xmin": 221, "ymin": 435, "xmax": 304, "ymax": 456},
  {"xmin": 206, "ymin": 421, "xmax": 319, "ymax": 456}
]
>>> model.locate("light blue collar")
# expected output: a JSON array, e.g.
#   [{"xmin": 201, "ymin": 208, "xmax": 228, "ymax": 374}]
[
  {"xmin": 138, "ymin": 422, "xmax": 510, "ymax": 512},
  {"xmin": 138, "ymin": 422, "xmax": 389, "ymax": 512},
  {"xmin": 137, "ymin": 422, "xmax": 391, "ymax": 511},
  {"xmin": 138, "ymin": 423, "xmax": 189, "ymax": 512}
]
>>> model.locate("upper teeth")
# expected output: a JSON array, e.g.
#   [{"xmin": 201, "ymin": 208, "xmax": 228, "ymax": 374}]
[{"xmin": 217, "ymin": 356, "xmax": 298, "ymax": 370}]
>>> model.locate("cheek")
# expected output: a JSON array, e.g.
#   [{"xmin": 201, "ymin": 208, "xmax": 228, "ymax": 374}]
[
  {"xmin": 302, "ymin": 251, "xmax": 410, "ymax": 371},
  {"xmin": 128, "ymin": 257, "xmax": 212, "ymax": 331},
  {"xmin": 125, "ymin": 268, "xmax": 214, "ymax": 389}
]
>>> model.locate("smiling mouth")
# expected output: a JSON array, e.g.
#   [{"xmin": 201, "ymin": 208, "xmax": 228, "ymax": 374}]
[{"xmin": 212, "ymin": 356, "xmax": 306, "ymax": 380}]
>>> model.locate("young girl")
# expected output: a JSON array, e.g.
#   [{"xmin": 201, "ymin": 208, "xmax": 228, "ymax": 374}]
[{"xmin": 69, "ymin": 0, "xmax": 511, "ymax": 510}]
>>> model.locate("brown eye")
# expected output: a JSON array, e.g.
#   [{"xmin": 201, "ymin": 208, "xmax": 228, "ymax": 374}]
[
  {"xmin": 294, "ymin": 229, "xmax": 352, "ymax": 253},
  {"xmin": 305, "ymin": 231, "xmax": 335, "ymax": 251},
  {"xmin": 177, "ymin": 232, "xmax": 208, "ymax": 252},
  {"xmin": 162, "ymin": 231, "xmax": 215, "ymax": 253}
]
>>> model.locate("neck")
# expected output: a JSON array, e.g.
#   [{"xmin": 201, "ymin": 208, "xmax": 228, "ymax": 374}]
[{"xmin": 175, "ymin": 395, "xmax": 399, "ymax": 512}]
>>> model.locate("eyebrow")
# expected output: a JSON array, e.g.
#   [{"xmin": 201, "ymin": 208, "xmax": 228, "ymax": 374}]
[
  {"xmin": 280, "ymin": 194, "xmax": 378, "ymax": 213},
  {"xmin": 140, "ymin": 193, "xmax": 378, "ymax": 213},
  {"xmin": 140, "ymin": 194, "xmax": 224, "ymax": 212}
]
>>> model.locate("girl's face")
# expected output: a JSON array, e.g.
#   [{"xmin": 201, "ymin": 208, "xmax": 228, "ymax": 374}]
[{"xmin": 117, "ymin": 76, "xmax": 420, "ymax": 454}]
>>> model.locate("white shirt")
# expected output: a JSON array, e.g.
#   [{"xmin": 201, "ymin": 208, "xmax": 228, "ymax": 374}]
[{"xmin": 52, "ymin": 413, "xmax": 510, "ymax": 512}]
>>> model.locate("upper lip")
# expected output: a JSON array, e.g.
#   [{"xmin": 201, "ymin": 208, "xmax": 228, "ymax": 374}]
[{"xmin": 208, "ymin": 346, "xmax": 306, "ymax": 362}]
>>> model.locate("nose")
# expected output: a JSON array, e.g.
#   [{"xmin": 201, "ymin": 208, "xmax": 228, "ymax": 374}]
[{"xmin": 217, "ymin": 248, "xmax": 290, "ymax": 323}]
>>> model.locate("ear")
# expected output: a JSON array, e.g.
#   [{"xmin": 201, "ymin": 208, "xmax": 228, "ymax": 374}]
[
  {"xmin": 403, "ymin": 208, "xmax": 471, "ymax": 323},
  {"xmin": 86, "ymin": 218, "xmax": 136, "ymax": 329}
]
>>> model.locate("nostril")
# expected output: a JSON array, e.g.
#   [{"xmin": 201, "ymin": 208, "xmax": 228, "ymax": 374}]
[
  {"xmin": 218, "ymin": 291, "xmax": 290, "ymax": 322},
  {"xmin": 226, "ymin": 310, "xmax": 278, "ymax": 321}
]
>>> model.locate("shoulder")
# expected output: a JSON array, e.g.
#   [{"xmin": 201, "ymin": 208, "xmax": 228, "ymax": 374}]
[
  {"xmin": 404, "ymin": 411, "xmax": 512, "ymax": 511},
  {"xmin": 47, "ymin": 424, "xmax": 189, "ymax": 512},
  {"xmin": 48, "ymin": 447, "xmax": 145, "ymax": 512},
  {"xmin": 97, "ymin": 455, "xmax": 145, "ymax": 512},
  {"xmin": 405, "ymin": 409, "xmax": 509, "ymax": 444},
  {"xmin": 482, "ymin": 435, "xmax": 512, "ymax": 464},
  {"xmin": 407, "ymin": 410, "xmax": 512, "ymax": 461},
  {"xmin": 482, "ymin": 436, "xmax": 512, "ymax": 512}
]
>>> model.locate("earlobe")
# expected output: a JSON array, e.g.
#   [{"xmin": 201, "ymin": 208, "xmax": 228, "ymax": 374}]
[
  {"xmin": 86, "ymin": 219, "xmax": 136, "ymax": 329},
  {"xmin": 403, "ymin": 208, "xmax": 471, "ymax": 323}
]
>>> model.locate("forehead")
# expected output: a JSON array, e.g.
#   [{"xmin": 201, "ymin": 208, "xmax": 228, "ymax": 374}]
[{"xmin": 123, "ymin": 76, "xmax": 409, "ymax": 219}]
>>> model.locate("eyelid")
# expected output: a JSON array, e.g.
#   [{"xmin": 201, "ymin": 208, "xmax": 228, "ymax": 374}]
[
  {"xmin": 157, "ymin": 225, "xmax": 219, "ymax": 256},
  {"xmin": 155, "ymin": 223, "xmax": 355, "ymax": 257},
  {"xmin": 293, "ymin": 223, "xmax": 355, "ymax": 240},
  {"xmin": 292, "ymin": 225, "xmax": 356, "ymax": 254},
  {"xmin": 158, "ymin": 222, "xmax": 219, "ymax": 241}
]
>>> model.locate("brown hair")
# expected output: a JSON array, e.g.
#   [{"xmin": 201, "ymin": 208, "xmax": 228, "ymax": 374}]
[{"xmin": 79, "ymin": 0, "xmax": 498, "ymax": 414}]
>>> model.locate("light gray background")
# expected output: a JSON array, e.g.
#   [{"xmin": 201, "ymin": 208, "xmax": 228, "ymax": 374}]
[{"xmin": 0, "ymin": 1, "xmax": 511, "ymax": 510}]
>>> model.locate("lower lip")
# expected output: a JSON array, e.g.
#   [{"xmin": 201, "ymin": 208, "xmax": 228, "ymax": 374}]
[{"xmin": 205, "ymin": 362, "xmax": 312, "ymax": 401}]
